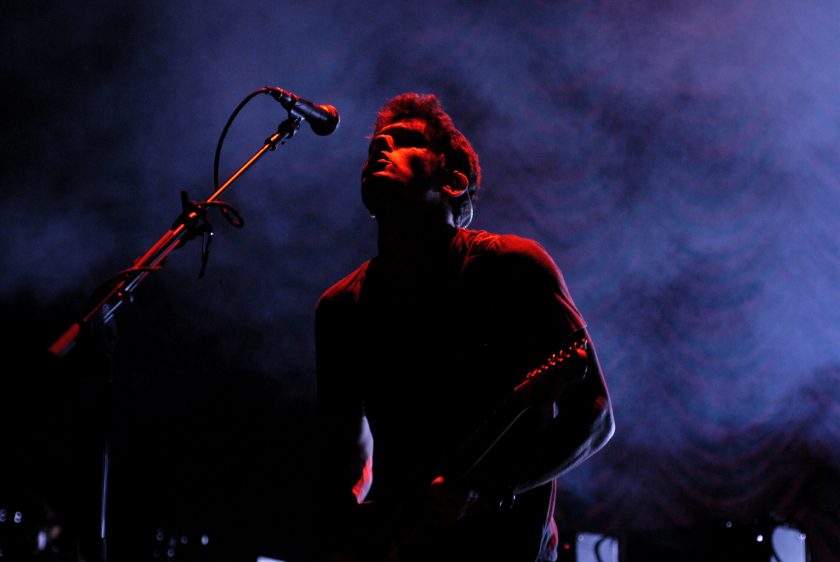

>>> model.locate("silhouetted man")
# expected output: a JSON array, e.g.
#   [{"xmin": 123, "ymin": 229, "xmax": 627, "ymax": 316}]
[{"xmin": 315, "ymin": 93, "xmax": 614, "ymax": 562}]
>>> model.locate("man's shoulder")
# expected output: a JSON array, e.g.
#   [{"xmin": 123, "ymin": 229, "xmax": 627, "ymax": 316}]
[
  {"xmin": 316, "ymin": 260, "xmax": 373, "ymax": 310},
  {"xmin": 458, "ymin": 229, "xmax": 557, "ymax": 269}
]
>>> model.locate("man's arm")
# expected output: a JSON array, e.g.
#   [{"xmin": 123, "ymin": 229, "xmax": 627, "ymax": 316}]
[
  {"xmin": 314, "ymin": 294, "xmax": 372, "ymax": 512},
  {"xmin": 509, "ymin": 335, "xmax": 614, "ymax": 495},
  {"xmin": 318, "ymin": 412, "xmax": 374, "ymax": 507},
  {"xmin": 455, "ymin": 331, "xmax": 613, "ymax": 500},
  {"xmin": 464, "ymin": 236, "xmax": 615, "ymax": 499},
  {"xmin": 314, "ymin": 295, "xmax": 379, "ymax": 562}
]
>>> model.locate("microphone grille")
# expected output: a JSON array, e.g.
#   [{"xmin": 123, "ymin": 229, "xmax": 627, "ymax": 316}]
[{"xmin": 311, "ymin": 105, "xmax": 340, "ymax": 136}]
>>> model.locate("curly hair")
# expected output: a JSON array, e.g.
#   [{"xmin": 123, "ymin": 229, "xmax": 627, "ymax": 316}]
[{"xmin": 372, "ymin": 93, "xmax": 482, "ymax": 224}]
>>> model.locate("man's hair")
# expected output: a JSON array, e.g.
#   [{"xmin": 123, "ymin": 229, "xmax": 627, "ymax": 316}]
[{"xmin": 372, "ymin": 93, "xmax": 481, "ymax": 224}]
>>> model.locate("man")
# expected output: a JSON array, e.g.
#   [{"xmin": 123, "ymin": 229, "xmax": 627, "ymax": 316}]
[{"xmin": 315, "ymin": 93, "xmax": 614, "ymax": 562}]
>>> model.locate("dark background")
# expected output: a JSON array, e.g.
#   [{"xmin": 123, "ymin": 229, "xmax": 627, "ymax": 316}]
[{"xmin": 2, "ymin": 1, "xmax": 839, "ymax": 560}]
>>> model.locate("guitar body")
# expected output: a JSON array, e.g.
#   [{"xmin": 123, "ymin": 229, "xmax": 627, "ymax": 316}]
[{"xmin": 339, "ymin": 479, "xmax": 554, "ymax": 562}]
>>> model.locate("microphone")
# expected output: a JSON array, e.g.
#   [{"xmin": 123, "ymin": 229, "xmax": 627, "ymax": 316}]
[{"xmin": 267, "ymin": 87, "xmax": 340, "ymax": 136}]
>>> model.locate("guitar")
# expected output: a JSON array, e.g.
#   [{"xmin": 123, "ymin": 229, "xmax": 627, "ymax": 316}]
[
  {"xmin": 451, "ymin": 327, "xmax": 590, "ymax": 491},
  {"xmin": 340, "ymin": 328, "xmax": 591, "ymax": 562}
]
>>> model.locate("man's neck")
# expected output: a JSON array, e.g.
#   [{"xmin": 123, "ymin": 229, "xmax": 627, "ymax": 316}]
[{"xmin": 376, "ymin": 215, "xmax": 457, "ymax": 278}]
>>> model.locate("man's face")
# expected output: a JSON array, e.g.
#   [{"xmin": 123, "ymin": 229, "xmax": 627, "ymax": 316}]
[{"xmin": 361, "ymin": 118, "xmax": 445, "ymax": 206}]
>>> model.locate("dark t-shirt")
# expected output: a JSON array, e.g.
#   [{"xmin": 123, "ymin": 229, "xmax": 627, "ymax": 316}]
[{"xmin": 316, "ymin": 227, "xmax": 589, "ymax": 561}]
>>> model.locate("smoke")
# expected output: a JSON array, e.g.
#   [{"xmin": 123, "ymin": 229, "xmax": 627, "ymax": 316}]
[{"xmin": 2, "ymin": 0, "xmax": 839, "ymax": 545}]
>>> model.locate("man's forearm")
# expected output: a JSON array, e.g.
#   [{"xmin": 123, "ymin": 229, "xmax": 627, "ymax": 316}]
[{"xmin": 512, "ymin": 401, "xmax": 614, "ymax": 495}]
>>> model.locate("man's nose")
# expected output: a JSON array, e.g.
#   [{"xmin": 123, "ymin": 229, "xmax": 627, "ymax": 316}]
[{"xmin": 369, "ymin": 134, "xmax": 393, "ymax": 153}]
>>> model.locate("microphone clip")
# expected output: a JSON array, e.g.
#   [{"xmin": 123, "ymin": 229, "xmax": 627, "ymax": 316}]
[
  {"xmin": 267, "ymin": 117, "xmax": 302, "ymax": 150},
  {"xmin": 172, "ymin": 190, "xmax": 244, "ymax": 278}
]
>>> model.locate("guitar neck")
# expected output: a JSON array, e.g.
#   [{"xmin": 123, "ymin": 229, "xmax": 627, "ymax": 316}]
[{"xmin": 447, "ymin": 328, "xmax": 590, "ymax": 484}]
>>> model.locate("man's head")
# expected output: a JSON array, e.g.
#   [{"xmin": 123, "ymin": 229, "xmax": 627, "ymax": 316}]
[{"xmin": 361, "ymin": 93, "xmax": 481, "ymax": 228}]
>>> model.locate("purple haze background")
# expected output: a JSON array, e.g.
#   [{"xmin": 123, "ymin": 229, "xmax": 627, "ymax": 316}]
[{"xmin": 2, "ymin": 0, "xmax": 839, "ymax": 559}]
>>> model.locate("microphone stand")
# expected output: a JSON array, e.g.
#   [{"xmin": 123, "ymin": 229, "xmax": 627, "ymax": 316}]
[{"xmin": 47, "ymin": 114, "xmax": 304, "ymax": 562}]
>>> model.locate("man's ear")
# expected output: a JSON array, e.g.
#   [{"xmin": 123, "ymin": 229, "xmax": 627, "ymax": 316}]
[{"xmin": 440, "ymin": 171, "xmax": 469, "ymax": 198}]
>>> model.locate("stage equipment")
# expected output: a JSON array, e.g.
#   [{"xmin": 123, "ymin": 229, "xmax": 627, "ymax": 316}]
[
  {"xmin": 48, "ymin": 86, "xmax": 339, "ymax": 359},
  {"xmin": 44, "ymin": 86, "xmax": 339, "ymax": 562},
  {"xmin": 556, "ymin": 531, "xmax": 619, "ymax": 562},
  {"xmin": 620, "ymin": 518, "xmax": 809, "ymax": 562},
  {"xmin": 0, "ymin": 491, "xmax": 65, "ymax": 561}
]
